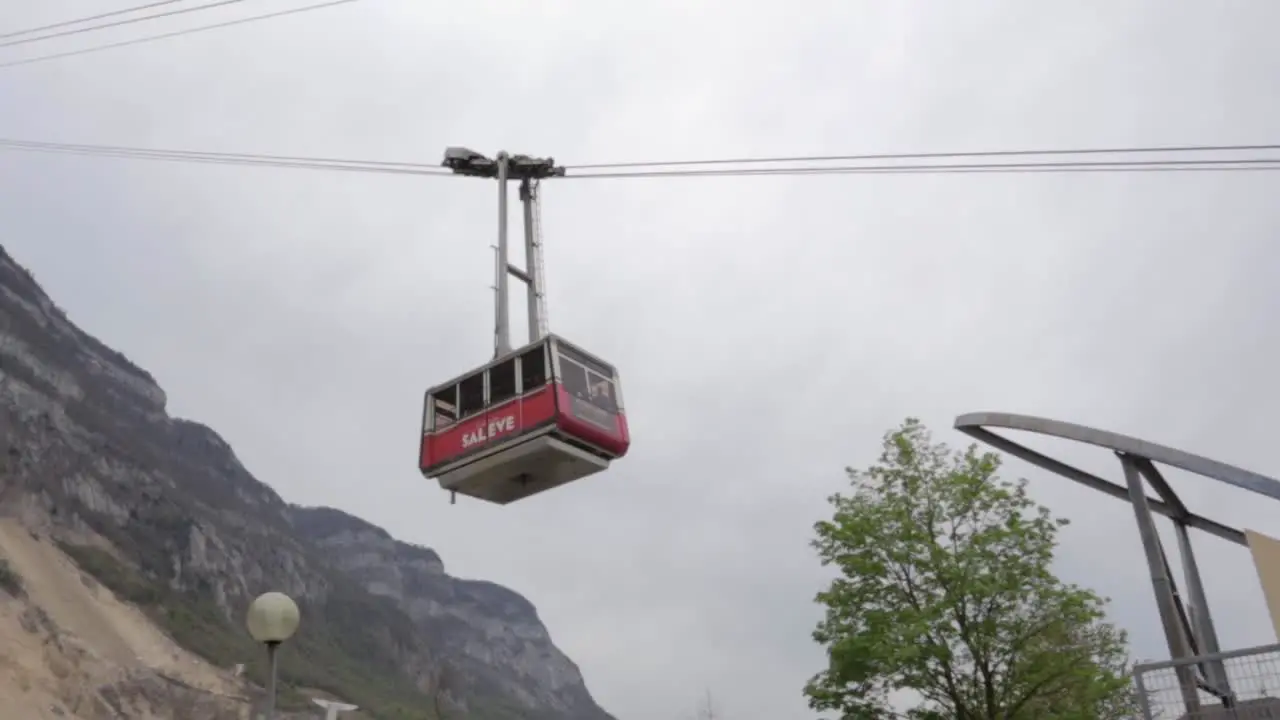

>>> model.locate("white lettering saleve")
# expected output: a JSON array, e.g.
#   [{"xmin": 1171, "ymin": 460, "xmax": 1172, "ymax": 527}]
[{"xmin": 460, "ymin": 415, "xmax": 517, "ymax": 449}]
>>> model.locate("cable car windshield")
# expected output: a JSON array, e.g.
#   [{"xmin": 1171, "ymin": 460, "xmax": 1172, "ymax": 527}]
[
  {"xmin": 557, "ymin": 342, "xmax": 619, "ymax": 429},
  {"xmin": 561, "ymin": 362, "xmax": 617, "ymax": 413}
]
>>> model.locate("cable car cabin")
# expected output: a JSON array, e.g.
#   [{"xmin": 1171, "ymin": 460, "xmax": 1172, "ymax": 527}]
[{"xmin": 419, "ymin": 335, "xmax": 630, "ymax": 505}]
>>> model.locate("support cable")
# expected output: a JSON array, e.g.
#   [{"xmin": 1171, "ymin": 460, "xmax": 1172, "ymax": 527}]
[
  {"xmin": 564, "ymin": 142, "xmax": 1280, "ymax": 170},
  {"xmin": 0, "ymin": 137, "xmax": 450, "ymax": 175},
  {"xmin": 561, "ymin": 157, "xmax": 1280, "ymax": 179},
  {"xmin": 3, "ymin": 136, "xmax": 1280, "ymax": 179},
  {"xmin": 0, "ymin": 0, "xmax": 190, "ymax": 41},
  {"xmin": 0, "ymin": 0, "xmax": 253, "ymax": 51},
  {"xmin": 0, "ymin": 0, "xmax": 358, "ymax": 70}
]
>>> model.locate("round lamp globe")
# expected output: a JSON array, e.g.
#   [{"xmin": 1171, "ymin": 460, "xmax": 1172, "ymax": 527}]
[{"xmin": 246, "ymin": 591, "xmax": 301, "ymax": 644}]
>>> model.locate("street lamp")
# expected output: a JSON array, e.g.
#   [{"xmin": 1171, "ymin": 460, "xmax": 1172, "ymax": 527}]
[{"xmin": 246, "ymin": 591, "xmax": 301, "ymax": 720}]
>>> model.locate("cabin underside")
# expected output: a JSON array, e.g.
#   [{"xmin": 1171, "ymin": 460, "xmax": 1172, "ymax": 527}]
[{"xmin": 430, "ymin": 432, "xmax": 611, "ymax": 505}]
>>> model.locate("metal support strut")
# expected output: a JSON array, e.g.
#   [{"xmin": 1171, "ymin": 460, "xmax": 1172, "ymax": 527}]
[
  {"xmin": 494, "ymin": 153, "xmax": 511, "ymax": 357},
  {"xmin": 441, "ymin": 147, "xmax": 564, "ymax": 358},
  {"xmin": 1120, "ymin": 453, "xmax": 1203, "ymax": 713},
  {"xmin": 522, "ymin": 178, "xmax": 551, "ymax": 343},
  {"xmin": 952, "ymin": 412, "xmax": 1261, "ymax": 718}
]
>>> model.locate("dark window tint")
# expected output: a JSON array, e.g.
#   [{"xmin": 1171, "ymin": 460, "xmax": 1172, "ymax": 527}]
[
  {"xmin": 560, "ymin": 362, "xmax": 617, "ymax": 431},
  {"xmin": 489, "ymin": 359, "xmax": 517, "ymax": 406},
  {"xmin": 585, "ymin": 370, "xmax": 618, "ymax": 414},
  {"xmin": 431, "ymin": 387, "xmax": 458, "ymax": 430},
  {"xmin": 458, "ymin": 373, "xmax": 485, "ymax": 417},
  {"xmin": 559, "ymin": 357, "xmax": 590, "ymax": 401},
  {"xmin": 520, "ymin": 346, "xmax": 547, "ymax": 391},
  {"xmin": 556, "ymin": 342, "xmax": 614, "ymax": 381}
]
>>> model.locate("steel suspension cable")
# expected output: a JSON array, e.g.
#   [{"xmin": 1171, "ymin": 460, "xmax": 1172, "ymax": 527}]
[
  {"xmin": 0, "ymin": 0, "xmax": 190, "ymax": 41},
  {"xmin": 3, "ymin": 136, "xmax": 1280, "ymax": 179},
  {"xmin": 0, "ymin": 0, "xmax": 359, "ymax": 70},
  {"xmin": 564, "ymin": 143, "xmax": 1280, "ymax": 171}
]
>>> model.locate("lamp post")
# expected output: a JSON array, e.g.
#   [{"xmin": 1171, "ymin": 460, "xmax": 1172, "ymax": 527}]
[{"xmin": 246, "ymin": 591, "xmax": 301, "ymax": 720}]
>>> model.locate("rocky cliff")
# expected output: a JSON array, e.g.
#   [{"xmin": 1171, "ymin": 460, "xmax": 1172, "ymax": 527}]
[
  {"xmin": 289, "ymin": 507, "xmax": 601, "ymax": 716},
  {"xmin": 0, "ymin": 244, "xmax": 613, "ymax": 720}
]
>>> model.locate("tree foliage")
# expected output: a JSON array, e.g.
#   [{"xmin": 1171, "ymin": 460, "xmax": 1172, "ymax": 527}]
[{"xmin": 806, "ymin": 419, "xmax": 1135, "ymax": 720}]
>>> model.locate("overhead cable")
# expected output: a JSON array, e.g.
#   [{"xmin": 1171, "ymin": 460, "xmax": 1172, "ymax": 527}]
[
  {"xmin": 0, "ymin": 0, "xmax": 252, "ymax": 51},
  {"xmin": 562, "ymin": 157, "xmax": 1280, "ymax": 180},
  {"xmin": 0, "ymin": 138, "xmax": 451, "ymax": 176},
  {"xmin": 564, "ymin": 143, "xmax": 1280, "ymax": 170},
  {"xmin": 3, "ymin": 136, "xmax": 1280, "ymax": 179},
  {"xmin": 0, "ymin": 138, "xmax": 444, "ymax": 171},
  {"xmin": 0, "ymin": 0, "xmax": 359, "ymax": 70},
  {"xmin": 565, "ymin": 164, "xmax": 1280, "ymax": 178},
  {"xmin": 0, "ymin": 0, "xmax": 190, "ymax": 41}
]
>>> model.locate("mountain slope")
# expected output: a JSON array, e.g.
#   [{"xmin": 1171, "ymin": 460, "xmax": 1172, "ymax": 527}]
[
  {"xmin": 289, "ymin": 506, "xmax": 602, "ymax": 716},
  {"xmin": 0, "ymin": 244, "xmax": 612, "ymax": 720},
  {"xmin": 0, "ymin": 517, "xmax": 253, "ymax": 720}
]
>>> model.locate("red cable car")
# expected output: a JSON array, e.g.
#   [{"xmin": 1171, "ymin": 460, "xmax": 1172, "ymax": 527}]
[
  {"xmin": 419, "ymin": 334, "xmax": 630, "ymax": 504},
  {"xmin": 419, "ymin": 148, "xmax": 630, "ymax": 505}
]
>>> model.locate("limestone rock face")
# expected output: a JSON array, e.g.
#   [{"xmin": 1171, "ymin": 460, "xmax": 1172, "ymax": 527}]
[{"xmin": 0, "ymin": 244, "xmax": 613, "ymax": 720}]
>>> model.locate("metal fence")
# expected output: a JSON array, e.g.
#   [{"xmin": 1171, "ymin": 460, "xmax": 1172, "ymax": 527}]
[{"xmin": 1134, "ymin": 643, "xmax": 1280, "ymax": 719}]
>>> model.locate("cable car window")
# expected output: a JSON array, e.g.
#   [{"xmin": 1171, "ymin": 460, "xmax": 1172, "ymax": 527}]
[
  {"xmin": 520, "ymin": 346, "xmax": 547, "ymax": 392},
  {"xmin": 489, "ymin": 359, "xmax": 517, "ymax": 406},
  {"xmin": 560, "ymin": 357, "xmax": 616, "ymax": 431},
  {"xmin": 585, "ymin": 370, "xmax": 618, "ymax": 414},
  {"xmin": 555, "ymin": 343, "xmax": 614, "ymax": 381},
  {"xmin": 458, "ymin": 373, "xmax": 485, "ymax": 418},
  {"xmin": 431, "ymin": 390, "xmax": 458, "ymax": 430},
  {"xmin": 559, "ymin": 357, "xmax": 590, "ymax": 401}
]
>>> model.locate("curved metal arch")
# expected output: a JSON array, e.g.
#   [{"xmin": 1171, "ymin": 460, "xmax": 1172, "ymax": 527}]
[
  {"xmin": 952, "ymin": 411, "xmax": 1280, "ymax": 547},
  {"xmin": 957, "ymin": 411, "xmax": 1280, "ymax": 501},
  {"xmin": 953, "ymin": 411, "xmax": 1280, "ymax": 709}
]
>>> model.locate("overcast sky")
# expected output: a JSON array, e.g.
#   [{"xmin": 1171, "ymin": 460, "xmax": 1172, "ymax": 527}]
[{"xmin": 4, "ymin": 1, "xmax": 1280, "ymax": 717}]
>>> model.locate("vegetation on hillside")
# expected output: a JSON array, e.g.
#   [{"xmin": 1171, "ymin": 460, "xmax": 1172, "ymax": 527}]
[
  {"xmin": 0, "ymin": 557, "xmax": 24, "ymax": 598},
  {"xmin": 0, "ymin": 248, "xmax": 591, "ymax": 720},
  {"xmin": 56, "ymin": 541, "xmax": 441, "ymax": 720},
  {"xmin": 806, "ymin": 419, "xmax": 1135, "ymax": 719}
]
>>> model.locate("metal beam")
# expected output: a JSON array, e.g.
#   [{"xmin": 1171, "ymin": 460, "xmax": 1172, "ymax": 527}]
[
  {"xmin": 954, "ymin": 424, "xmax": 1245, "ymax": 546},
  {"xmin": 955, "ymin": 412, "xmax": 1280, "ymax": 502},
  {"xmin": 520, "ymin": 178, "xmax": 543, "ymax": 344},
  {"xmin": 1120, "ymin": 453, "xmax": 1201, "ymax": 713},
  {"xmin": 1173, "ymin": 520, "xmax": 1231, "ymax": 695},
  {"xmin": 493, "ymin": 153, "xmax": 511, "ymax": 357},
  {"xmin": 444, "ymin": 148, "xmax": 564, "ymax": 355},
  {"xmin": 1132, "ymin": 457, "xmax": 1190, "ymax": 519},
  {"xmin": 952, "ymin": 409, "xmax": 1279, "ymax": 716},
  {"xmin": 507, "ymin": 264, "xmax": 531, "ymax": 284}
]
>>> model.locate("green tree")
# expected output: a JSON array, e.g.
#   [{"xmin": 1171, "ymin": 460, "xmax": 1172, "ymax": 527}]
[{"xmin": 806, "ymin": 419, "xmax": 1135, "ymax": 720}]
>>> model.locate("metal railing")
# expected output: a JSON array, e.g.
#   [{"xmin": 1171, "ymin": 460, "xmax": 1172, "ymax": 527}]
[{"xmin": 1134, "ymin": 643, "xmax": 1280, "ymax": 719}]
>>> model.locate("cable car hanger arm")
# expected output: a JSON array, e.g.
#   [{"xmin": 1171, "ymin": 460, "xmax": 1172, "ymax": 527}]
[{"xmin": 441, "ymin": 147, "xmax": 565, "ymax": 180}]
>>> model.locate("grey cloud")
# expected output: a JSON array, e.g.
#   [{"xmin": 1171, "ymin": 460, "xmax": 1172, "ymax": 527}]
[{"xmin": 5, "ymin": 1, "xmax": 1280, "ymax": 718}]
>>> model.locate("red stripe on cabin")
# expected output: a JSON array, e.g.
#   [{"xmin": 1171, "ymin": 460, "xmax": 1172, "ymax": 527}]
[
  {"xmin": 419, "ymin": 382, "xmax": 630, "ymax": 474},
  {"xmin": 420, "ymin": 385, "xmax": 557, "ymax": 471},
  {"xmin": 553, "ymin": 385, "xmax": 630, "ymax": 458}
]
